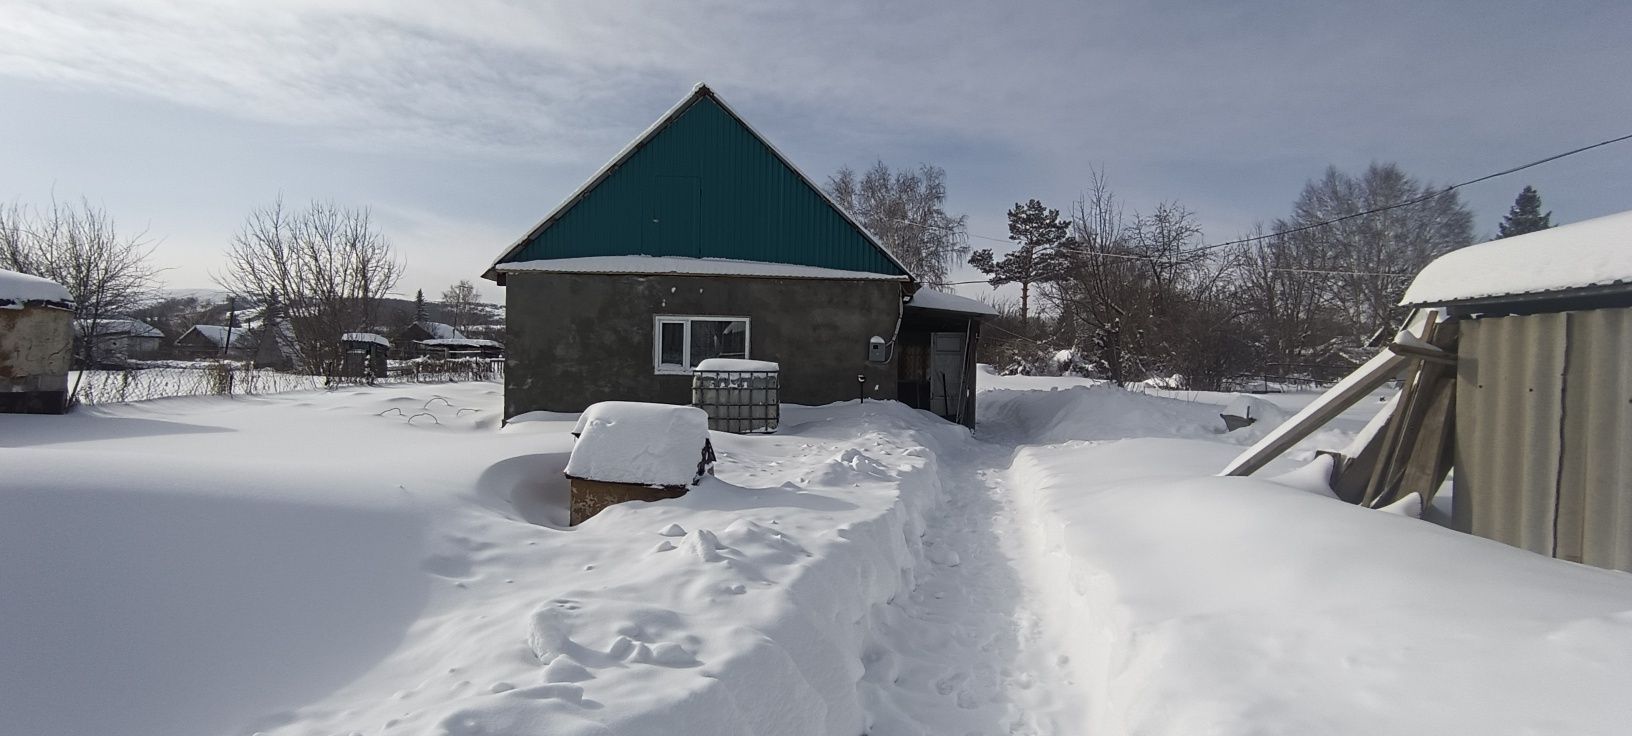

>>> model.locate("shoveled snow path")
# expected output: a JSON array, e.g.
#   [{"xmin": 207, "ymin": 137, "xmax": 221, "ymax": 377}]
[{"xmin": 860, "ymin": 438, "xmax": 1084, "ymax": 735}]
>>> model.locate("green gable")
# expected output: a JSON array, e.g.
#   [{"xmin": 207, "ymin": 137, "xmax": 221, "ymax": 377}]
[{"xmin": 487, "ymin": 86, "xmax": 910, "ymax": 280}]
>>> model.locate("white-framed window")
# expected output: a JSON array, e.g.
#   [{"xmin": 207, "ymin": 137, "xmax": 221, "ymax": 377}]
[{"xmin": 653, "ymin": 315, "xmax": 751, "ymax": 374}]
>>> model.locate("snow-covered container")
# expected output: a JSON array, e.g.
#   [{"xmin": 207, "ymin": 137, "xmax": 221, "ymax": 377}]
[
  {"xmin": 0, "ymin": 269, "xmax": 75, "ymax": 414},
  {"xmin": 564, "ymin": 401, "xmax": 715, "ymax": 524},
  {"xmin": 691, "ymin": 357, "xmax": 779, "ymax": 434}
]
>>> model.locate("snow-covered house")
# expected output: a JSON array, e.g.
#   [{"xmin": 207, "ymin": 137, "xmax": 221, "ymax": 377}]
[
  {"xmin": 482, "ymin": 83, "xmax": 991, "ymax": 427},
  {"xmin": 1225, "ymin": 209, "xmax": 1632, "ymax": 572},
  {"xmin": 0, "ymin": 269, "xmax": 74, "ymax": 413},
  {"xmin": 395, "ymin": 321, "xmax": 464, "ymax": 359},
  {"xmin": 175, "ymin": 324, "xmax": 254, "ymax": 360},
  {"xmin": 74, "ymin": 318, "xmax": 163, "ymax": 363}
]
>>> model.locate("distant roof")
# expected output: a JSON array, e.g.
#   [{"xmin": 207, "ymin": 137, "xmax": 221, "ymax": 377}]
[
  {"xmin": 484, "ymin": 84, "xmax": 912, "ymax": 283},
  {"xmin": 0, "ymin": 269, "xmax": 73, "ymax": 310},
  {"xmin": 906, "ymin": 288, "xmax": 999, "ymax": 316},
  {"xmin": 496, "ymin": 255, "xmax": 908, "ymax": 281},
  {"xmin": 1402, "ymin": 209, "xmax": 1632, "ymax": 307},
  {"xmin": 179, "ymin": 324, "xmax": 253, "ymax": 347},
  {"xmin": 76, "ymin": 319, "xmax": 162, "ymax": 338},
  {"xmin": 408, "ymin": 321, "xmax": 466, "ymax": 340},
  {"xmin": 341, "ymin": 332, "xmax": 391, "ymax": 347},
  {"xmin": 418, "ymin": 338, "xmax": 502, "ymax": 348}
]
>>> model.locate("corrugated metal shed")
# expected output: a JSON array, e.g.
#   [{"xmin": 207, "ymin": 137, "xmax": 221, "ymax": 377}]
[
  {"xmin": 1455, "ymin": 308, "xmax": 1632, "ymax": 570},
  {"xmin": 486, "ymin": 85, "xmax": 910, "ymax": 281}
]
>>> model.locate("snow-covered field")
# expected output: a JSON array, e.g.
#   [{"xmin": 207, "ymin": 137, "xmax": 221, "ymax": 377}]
[{"xmin": 3, "ymin": 372, "xmax": 1631, "ymax": 735}]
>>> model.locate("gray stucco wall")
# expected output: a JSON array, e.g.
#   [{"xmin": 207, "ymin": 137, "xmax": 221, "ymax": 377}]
[{"xmin": 503, "ymin": 272, "xmax": 902, "ymax": 417}]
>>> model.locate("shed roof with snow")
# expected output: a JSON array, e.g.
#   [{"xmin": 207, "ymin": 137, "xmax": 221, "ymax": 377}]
[
  {"xmin": 1402, "ymin": 209, "xmax": 1632, "ymax": 308},
  {"xmin": 906, "ymin": 288, "xmax": 999, "ymax": 317},
  {"xmin": 341, "ymin": 332, "xmax": 391, "ymax": 348},
  {"xmin": 178, "ymin": 324, "xmax": 253, "ymax": 348},
  {"xmin": 76, "ymin": 318, "xmax": 163, "ymax": 338}
]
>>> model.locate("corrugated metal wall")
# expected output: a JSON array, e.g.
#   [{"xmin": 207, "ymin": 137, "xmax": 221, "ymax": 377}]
[
  {"xmin": 1455, "ymin": 307, "xmax": 1632, "ymax": 570},
  {"xmin": 1454, "ymin": 312, "xmax": 1566, "ymax": 554},
  {"xmin": 1560, "ymin": 308, "xmax": 1632, "ymax": 567},
  {"xmin": 504, "ymin": 96, "xmax": 907, "ymax": 277}
]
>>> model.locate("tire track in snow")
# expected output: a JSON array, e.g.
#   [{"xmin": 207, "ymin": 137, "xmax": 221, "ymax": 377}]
[{"xmin": 859, "ymin": 438, "xmax": 1083, "ymax": 735}]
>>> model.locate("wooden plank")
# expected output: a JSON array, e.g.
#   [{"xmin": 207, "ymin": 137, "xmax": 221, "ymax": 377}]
[
  {"xmin": 1365, "ymin": 319, "xmax": 1460, "ymax": 508},
  {"xmin": 1220, "ymin": 309, "xmax": 1431, "ymax": 477}
]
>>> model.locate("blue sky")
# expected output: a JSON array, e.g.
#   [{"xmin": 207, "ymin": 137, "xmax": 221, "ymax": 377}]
[{"xmin": 2, "ymin": 0, "xmax": 1629, "ymax": 301}]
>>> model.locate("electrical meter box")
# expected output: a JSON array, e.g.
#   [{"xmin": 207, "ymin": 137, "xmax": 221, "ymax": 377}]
[{"xmin": 867, "ymin": 336, "xmax": 888, "ymax": 363}]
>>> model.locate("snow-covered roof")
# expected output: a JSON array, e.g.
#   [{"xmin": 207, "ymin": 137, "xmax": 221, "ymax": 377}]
[
  {"xmin": 409, "ymin": 321, "xmax": 466, "ymax": 340},
  {"xmin": 180, "ymin": 324, "xmax": 253, "ymax": 347},
  {"xmin": 418, "ymin": 338, "xmax": 502, "ymax": 348},
  {"xmin": 1401, "ymin": 209, "xmax": 1632, "ymax": 306},
  {"xmin": 0, "ymin": 268, "xmax": 73, "ymax": 309},
  {"xmin": 341, "ymin": 332, "xmax": 391, "ymax": 347},
  {"xmin": 483, "ymin": 84, "xmax": 914, "ymax": 283},
  {"xmin": 75, "ymin": 319, "xmax": 162, "ymax": 338},
  {"xmin": 564, "ymin": 402, "xmax": 712, "ymax": 486},
  {"xmin": 695, "ymin": 358, "xmax": 779, "ymax": 372},
  {"xmin": 496, "ymin": 255, "xmax": 909, "ymax": 281},
  {"xmin": 906, "ymin": 288, "xmax": 999, "ymax": 316}
]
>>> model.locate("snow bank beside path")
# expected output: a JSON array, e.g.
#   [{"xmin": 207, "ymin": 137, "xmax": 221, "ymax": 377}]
[
  {"xmin": 1008, "ymin": 437, "xmax": 1632, "ymax": 736},
  {"xmin": 0, "ymin": 385, "xmax": 970, "ymax": 736}
]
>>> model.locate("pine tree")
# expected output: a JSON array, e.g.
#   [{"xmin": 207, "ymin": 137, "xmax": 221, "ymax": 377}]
[
  {"xmin": 967, "ymin": 199, "xmax": 1072, "ymax": 329},
  {"xmin": 1497, "ymin": 186, "xmax": 1553, "ymax": 238},
  {"xmin": 413, "ymin": 289, "xmax": 428, "ymax": 323}
]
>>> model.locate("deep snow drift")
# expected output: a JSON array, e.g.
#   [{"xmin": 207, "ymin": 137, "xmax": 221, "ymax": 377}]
[{"xmin": 5, "ymin": 373, "xmax": 1632, "ymax": 735}]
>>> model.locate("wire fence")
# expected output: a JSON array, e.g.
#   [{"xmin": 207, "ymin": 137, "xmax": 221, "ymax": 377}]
[{"xmin": 70, "ymin": 358, "xmax": 505, "ymax": 407}]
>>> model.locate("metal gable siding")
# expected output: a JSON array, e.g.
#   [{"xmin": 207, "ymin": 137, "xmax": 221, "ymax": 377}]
[{"xmin": 506, "ymin": 97, "xmax": 905, "ymax": 276}]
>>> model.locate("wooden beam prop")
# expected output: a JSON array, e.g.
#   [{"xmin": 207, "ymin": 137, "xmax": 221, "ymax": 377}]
[
  {"xmin": 1364, "ymin": 319, "xmax": 1460, "ymax": 509},
  {"xmin": 1219, "ymin": 309, "xmax": 1433, "ymax": 478}
]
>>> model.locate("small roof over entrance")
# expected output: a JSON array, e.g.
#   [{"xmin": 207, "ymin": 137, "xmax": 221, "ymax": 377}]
[{"xmin": 905, "ymin": 288, "xmax": 998, "ymax": 317}]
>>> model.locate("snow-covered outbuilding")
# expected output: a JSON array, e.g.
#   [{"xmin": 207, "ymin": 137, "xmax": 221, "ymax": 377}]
[
  {"xmin": 175, "ymin": 324, "xmax": 254, "ymax": 360},
  {"xmin": 395, "ymin": 321, "xmax": 468, "ymax": 359},
  {"xmin": 74, "ymin": 318, "xmax": 164, "ymax": 363},
  {"xmin": 482, "ymin": 84, "xmax": 989, "ymax": 428},
  {"xmin": 1225, "ymin": 209, "xmax": 1632, "ymax": 572},
  {"xmin": 0, "ymin": 269, "xmax": 75, "ymax": 413},
  {"xmin": 340, "ymin": 332, "xmax": 391, "ymax": 379},
  {"xmin": 563, "ymin": 401, "xmax": 715, "ymax": 524},
  {"xmin": 414, "ymin": 337, "xmax": 504, "ymax": 360}
]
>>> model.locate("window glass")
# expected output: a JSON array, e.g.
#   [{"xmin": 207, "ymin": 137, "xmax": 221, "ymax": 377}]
[
  {"xmin": 689, "ymin": 319, "xmax": 748, "ymax": 366},
  {"xmin": 658, "ymin": 321, "xmax": 685, "ymax": 366}
]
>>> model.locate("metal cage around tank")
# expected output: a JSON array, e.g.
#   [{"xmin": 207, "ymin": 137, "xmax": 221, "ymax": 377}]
[{"xmin": 691, "ymin": 368, "xmax": 779, "ymax": 433}]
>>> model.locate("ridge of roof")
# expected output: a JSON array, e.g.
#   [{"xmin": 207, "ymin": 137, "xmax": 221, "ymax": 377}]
[{"xmin": 482, "ymin": 84, "xmax": 912, "ymax": 283}]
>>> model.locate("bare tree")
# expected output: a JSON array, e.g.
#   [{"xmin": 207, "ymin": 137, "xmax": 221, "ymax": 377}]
[
  {"xmin": 440, "ymin": 279, "xmax": 481, "ymax": 333},
  {"xmin": 0, "ymin": 197, "xmax": 160, "ymax": 365},
  {"xmin": 217, "ymin": 198, "xmax": 404, "ymax": 372},
  {"xmin": 1275, "ymin": 164, "xmax": 1473, "ymax": 340},
  {"xmin": 826, "ymin": 161, "xmax": 970, "ymax": 286}
]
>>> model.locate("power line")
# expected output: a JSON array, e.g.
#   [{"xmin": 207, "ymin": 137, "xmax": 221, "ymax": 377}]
[{"xmin": 872, "ymin": 129, "xmax": 1632, "ymax": 281}]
